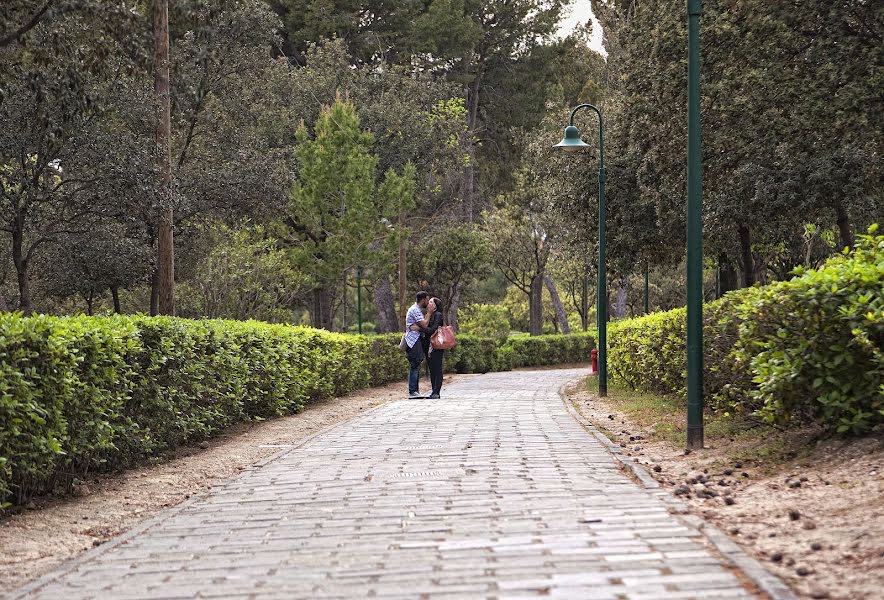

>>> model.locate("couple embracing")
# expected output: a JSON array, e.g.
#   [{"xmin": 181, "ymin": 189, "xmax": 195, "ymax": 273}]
[{"xmin": 403, "ymin": 291, "xmax": 448, "ymax": 399}]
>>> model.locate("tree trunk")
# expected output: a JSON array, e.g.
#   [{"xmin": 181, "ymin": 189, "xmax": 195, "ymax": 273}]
[
  {"xmin": 11, "ymin": 226, "xmax": 30, "ymax": 313},
  {"xmin": 150, "ymin": 268, "xmax": 159, "ymax": 316},
  {"xmin": 111, "ymin": 286, "xmax": 121, "ymax": 313},
  {"xmin": 835, "ymin": 200, "xmax": 854, "ymax": 249},
  {"xmin": 463, "ymin": 143, "xmax": 475, "ymax": 223},
  {"xmin": 738, "ymin": 223, "xmax": 755, "ymax": 287},
  {"xmin": 373, "ymin": 275, "xmax": 399, "ymax": 333},
  {"xmin": 544, "ymin": 274, "xmax": 570, "ymax": 334},
  {"xmin": 398, "ymin": 206, "xmax": 407, "ymax": 330},
  {"xmin": 154, "ymin": 0, "xmax": 175, "ymax": 315},
  {"xmin": 529, "ymin": 274, "xmax": 543, "ymax": 336},
  {"xmin": 718, "ymin": 252, "xmax": 738, "ymax": 295},
  {"xmin": 447, "ymin": 287, "xmax": 460, "ymax": 332},
  {"xmin": 312, "ymin": 287, "xmax": 333, "ymax": 330},
  {"xmin": 85, "ymin": 291, "xmax": 94, "ymax": 316},
  {"xmin": 463, "ymin": 74, "xmax": 482, "ymax": 223},
  {"xmin": 15, "ymin": 264, "xmax": 30, "ymax": 314},
  {"xmin": 613, "ymin": 275, "xmax": 628, "ymax": 319},
  {"xmin": 341, "ymin": 272, "xmax": 348, "ymax": 332},
  {"xmin": 581, "ymin": 274, "xmax": 588, "ymax": 331}
]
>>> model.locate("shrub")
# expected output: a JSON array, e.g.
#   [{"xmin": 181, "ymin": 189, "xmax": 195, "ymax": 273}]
[
  {"xmin": 734, "ymin": 228, "xmax": 883, "ymax": 433},
  {"xmin": 0, "ymin": 316, "xmax": 593, "ymax": 506},
  {"xmin": 0, "ymin": 317, "xmax": 405, "ymax": 506},
  {"xmin": 447, "ymin": 335, "xmax": 510, "ymax": 373},
  {"xmin": 502, "ymin": 332, "xmax": 596, "ymax": 368},
  {"xmin": 605, "ymin": 227, "xmax": 883, "ymax": 435},
  {"xmin": 459, "ymin": 304, "xmax": 510, "ymax": 338}
]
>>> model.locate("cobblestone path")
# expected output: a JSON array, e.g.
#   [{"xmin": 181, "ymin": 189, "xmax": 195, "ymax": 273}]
[{"xmin": 12, "ymin": 368, "xmax": 763, "ymax": 599}]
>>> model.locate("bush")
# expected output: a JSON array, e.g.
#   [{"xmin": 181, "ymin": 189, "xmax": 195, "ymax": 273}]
[
  {"xmin": 502, "ymin": 332, "xmax": 596, "ymax": 368},
  {"xmin": 0, "ymin": 317, "xmax": 404, "ymax": 506},
  {"xmin": 459, "ymin": 304, "xmax": 510, "ymax": 338},
  {"xmin": 735, "ymin": 228, "xmax": 883, "ymax": 433},
  {"xmin": 605, "ymin": 227, "xmax": 883, "ymax": 435},
  {"xmin": 0, "ymin": 317, "xmax": 592, "ymax": 506},
  {"xmin": 447, "ymin": 335, "xmax": 510, "ymax": 373}
]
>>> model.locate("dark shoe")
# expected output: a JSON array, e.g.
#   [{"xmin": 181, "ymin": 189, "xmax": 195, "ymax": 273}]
[
  {"xmin": 428, "ymin": 393, "xmax": 440, "ymax": 399},
  {"xmin": 408, "ymin": 392, "xmax": 424, "ymax": 399}
]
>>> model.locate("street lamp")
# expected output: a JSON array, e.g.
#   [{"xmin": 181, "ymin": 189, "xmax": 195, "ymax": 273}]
[
  {"xmin": 554, "ymin": 103, "xmax": 607, "ymax": 397},
  {"xmin": 686, "ymin": 0, "xmax": 704, "ymax": 449}
]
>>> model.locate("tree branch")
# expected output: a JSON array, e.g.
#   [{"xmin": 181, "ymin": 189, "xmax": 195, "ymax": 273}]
[{"xmin": 0, "ymin": 0, "xmax": 54, "ymax": 47}]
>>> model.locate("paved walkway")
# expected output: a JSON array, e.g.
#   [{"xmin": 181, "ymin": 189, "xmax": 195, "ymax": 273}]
[{"xmin": 12, "ymin": 368, "xmax": 760, "ymax": 599}]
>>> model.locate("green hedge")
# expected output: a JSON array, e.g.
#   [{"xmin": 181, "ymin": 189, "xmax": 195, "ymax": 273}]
[
  {"xmin": 0, "ymin": 318, "xmax": 593, "ymax": 506},
  {"xmin": 606, "ymin": 227, "xmax": 883, "ymax": 435},
  {"xmin": 0, "ymin": 317, "xmax": 403, "ymax": 506},
  {"xmin": 501, "ymin": 333, "xmax": 596, "ymax": 368}
]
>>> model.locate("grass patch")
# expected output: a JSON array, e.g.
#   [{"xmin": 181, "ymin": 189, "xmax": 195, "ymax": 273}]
[{"xmin": 581, "ymin": 376, "xmax": 772, "ymax": 449}]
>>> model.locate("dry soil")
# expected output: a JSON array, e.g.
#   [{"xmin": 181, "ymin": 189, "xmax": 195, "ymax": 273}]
[{"xmin": 571, "ymin": 385, "xmax": 884, "ymax": 600}]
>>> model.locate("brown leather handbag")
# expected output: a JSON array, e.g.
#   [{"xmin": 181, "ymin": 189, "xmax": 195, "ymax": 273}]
[{"xmin": 431, "ymin": 325, "xmax": 457, "ymax": 350}]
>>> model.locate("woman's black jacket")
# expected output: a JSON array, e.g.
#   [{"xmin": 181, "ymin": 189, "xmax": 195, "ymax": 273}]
[{"xmin": 421, "ymin": 312, "xmax": 444, "ymax": 353}]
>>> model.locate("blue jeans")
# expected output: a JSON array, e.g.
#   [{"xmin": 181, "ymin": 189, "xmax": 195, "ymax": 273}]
[{"xmin": 407, "ymin": 342, "xmax": 425, "ymax": 394}]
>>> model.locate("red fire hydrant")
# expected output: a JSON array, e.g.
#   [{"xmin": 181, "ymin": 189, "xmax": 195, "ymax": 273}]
[{"xmin": 590, "ymin": 348, "xmax": 598, "ymax": 375}]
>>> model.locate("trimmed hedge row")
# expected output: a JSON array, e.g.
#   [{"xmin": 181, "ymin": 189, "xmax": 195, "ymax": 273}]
[
  {"xmin": 0, "ymin": 316, "xmax": 407, "ymax": 506},
  {"xmin": 502, "ymin": 333, "xmax": 596, "ymax": 368},
  {"xmin": 607, "ymin": 228, "xmax": 883, "ymax": 435},
  {"xmin": 0, "ymin": 317, "xmax": 593, "ymax": 506},
  {"xmin": 373, "ymin": 332, "xmax": 596, "ymax": 373}
]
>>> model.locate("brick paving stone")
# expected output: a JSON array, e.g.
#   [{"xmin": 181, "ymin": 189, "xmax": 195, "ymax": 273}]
[{"xmin": 10, "ymin": 368, "xmax": 766, "ymax": 599}]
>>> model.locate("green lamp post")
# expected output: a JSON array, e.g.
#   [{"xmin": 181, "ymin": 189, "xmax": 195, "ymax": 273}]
[
  {"xmin": 686, "ymin": 0, "xmax": 704, "ymax": 449},
  {"xmin": 554, "ymin": 103, "xmax": 607, "ymax": 397}
]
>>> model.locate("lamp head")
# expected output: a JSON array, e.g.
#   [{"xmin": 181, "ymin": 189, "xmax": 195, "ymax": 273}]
[{"xmin": 553, "ymin": 125, "xmax": 591, "ymax": 152}]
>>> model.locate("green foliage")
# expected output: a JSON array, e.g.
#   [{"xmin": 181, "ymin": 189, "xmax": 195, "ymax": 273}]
[
  {"xmin": 502, "ymin": 333, "xmax": 596, "ymax": 369},
  {"xmin": 446, "ymin": 335, "xmax": 511, "ymax": 374},
  {"xmin": 589, "ymin": 0, "xmax": 882, "ymax": 278},
  {"xmin": 288, "ymin": 98, "xmax": 413, "ymax": 328},
  {"xmin": 735, "ymin": 228, "xmax": 883, "ymax": 433},
  {"xmin": 606, "ymin": 230, "xmax": 884, "ymax": 435},
  {"xmin": 0, "ymin": 316, "xmax": 594, "ymax": 506},
  {"xmin": 459, "ymin": 304, "xmax": 510, "ymax": 338},
  {"xmin": 408, "ymin": 223, "xmax": 490, "ymax": 327},
  {"xmin": 179, "ymin": 223, "xmax": 306, "ymax": 322},
  {"xmin": 0, "ymin": 315, "xmax": 402, "ymax": 506}
]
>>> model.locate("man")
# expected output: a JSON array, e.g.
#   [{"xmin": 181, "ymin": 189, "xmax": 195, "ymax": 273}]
[{"xmin": 405, "ymin": 291, "xmax": 435, "ymax": 398}]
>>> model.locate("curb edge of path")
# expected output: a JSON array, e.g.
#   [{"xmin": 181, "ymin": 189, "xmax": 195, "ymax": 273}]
[
  {"xmin": 559, "ymin": 381, "xmax": 798, "ymax": 600},
  {"xmin": 6, "ymin": 395, "xmax": 398, "ymax": 600}
]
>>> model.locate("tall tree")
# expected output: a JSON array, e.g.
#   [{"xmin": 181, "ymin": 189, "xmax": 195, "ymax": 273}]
[
  {"xmin": 286, "ymin": 99, "xmax": 412, "ymax": 329},
  {"xmin": 407, "ymin": 224, "xmax": 489, "ymax": 330},
  {"xmin": 283, "ymin": 40, "xmax": 469, "ymax": 331},
  {"xmin": 484, "ymin": 171, "xmax": 559, "ymax": 336},
  {"xmin": 153, "ymin": 0, "xmax": 174, "ymax": 315},
  {"xmin": 0, "ymin": 2, "xmax": 140, "ymax": 312},
  {"xmin": 410, "ymin": 0, "xmax": 570, "ymax": 220},
  {"xmin": 594, "ymin": 0, "xmax": 883, "ymax": 285}
]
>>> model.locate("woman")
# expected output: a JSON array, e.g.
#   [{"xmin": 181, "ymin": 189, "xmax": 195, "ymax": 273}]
[{"xmin": 418, "ymin": 298, "xmax": 445, "ymax": 399}]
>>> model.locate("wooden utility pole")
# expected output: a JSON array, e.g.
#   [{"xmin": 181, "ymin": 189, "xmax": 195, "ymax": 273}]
[
  {"xmin": 154, "ymin": 0, "xmax": 175, "ymax": 315},
  {"xmin": 398, "ymin": 204, "xmax": 406, "ymax": 330}
]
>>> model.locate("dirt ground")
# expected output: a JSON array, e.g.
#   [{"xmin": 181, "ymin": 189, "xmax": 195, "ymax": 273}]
[
  {"xmin": 570, "ymin": 384, "xmax": 884, "ymax": 600},
  {"xmin": 0, "ymin": 376, "xmax": 472, "ymax": 591}
]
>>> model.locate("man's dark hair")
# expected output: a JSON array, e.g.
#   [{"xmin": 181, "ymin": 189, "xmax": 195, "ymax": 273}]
[{"xmin": 416, "ymin": 291, "xmax": 429, "ymax": 302}]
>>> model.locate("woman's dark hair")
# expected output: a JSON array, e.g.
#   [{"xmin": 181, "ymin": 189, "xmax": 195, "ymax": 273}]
[{"xmin": 431, "ymin": 297, "xmax": 443, "ymax": 313}]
